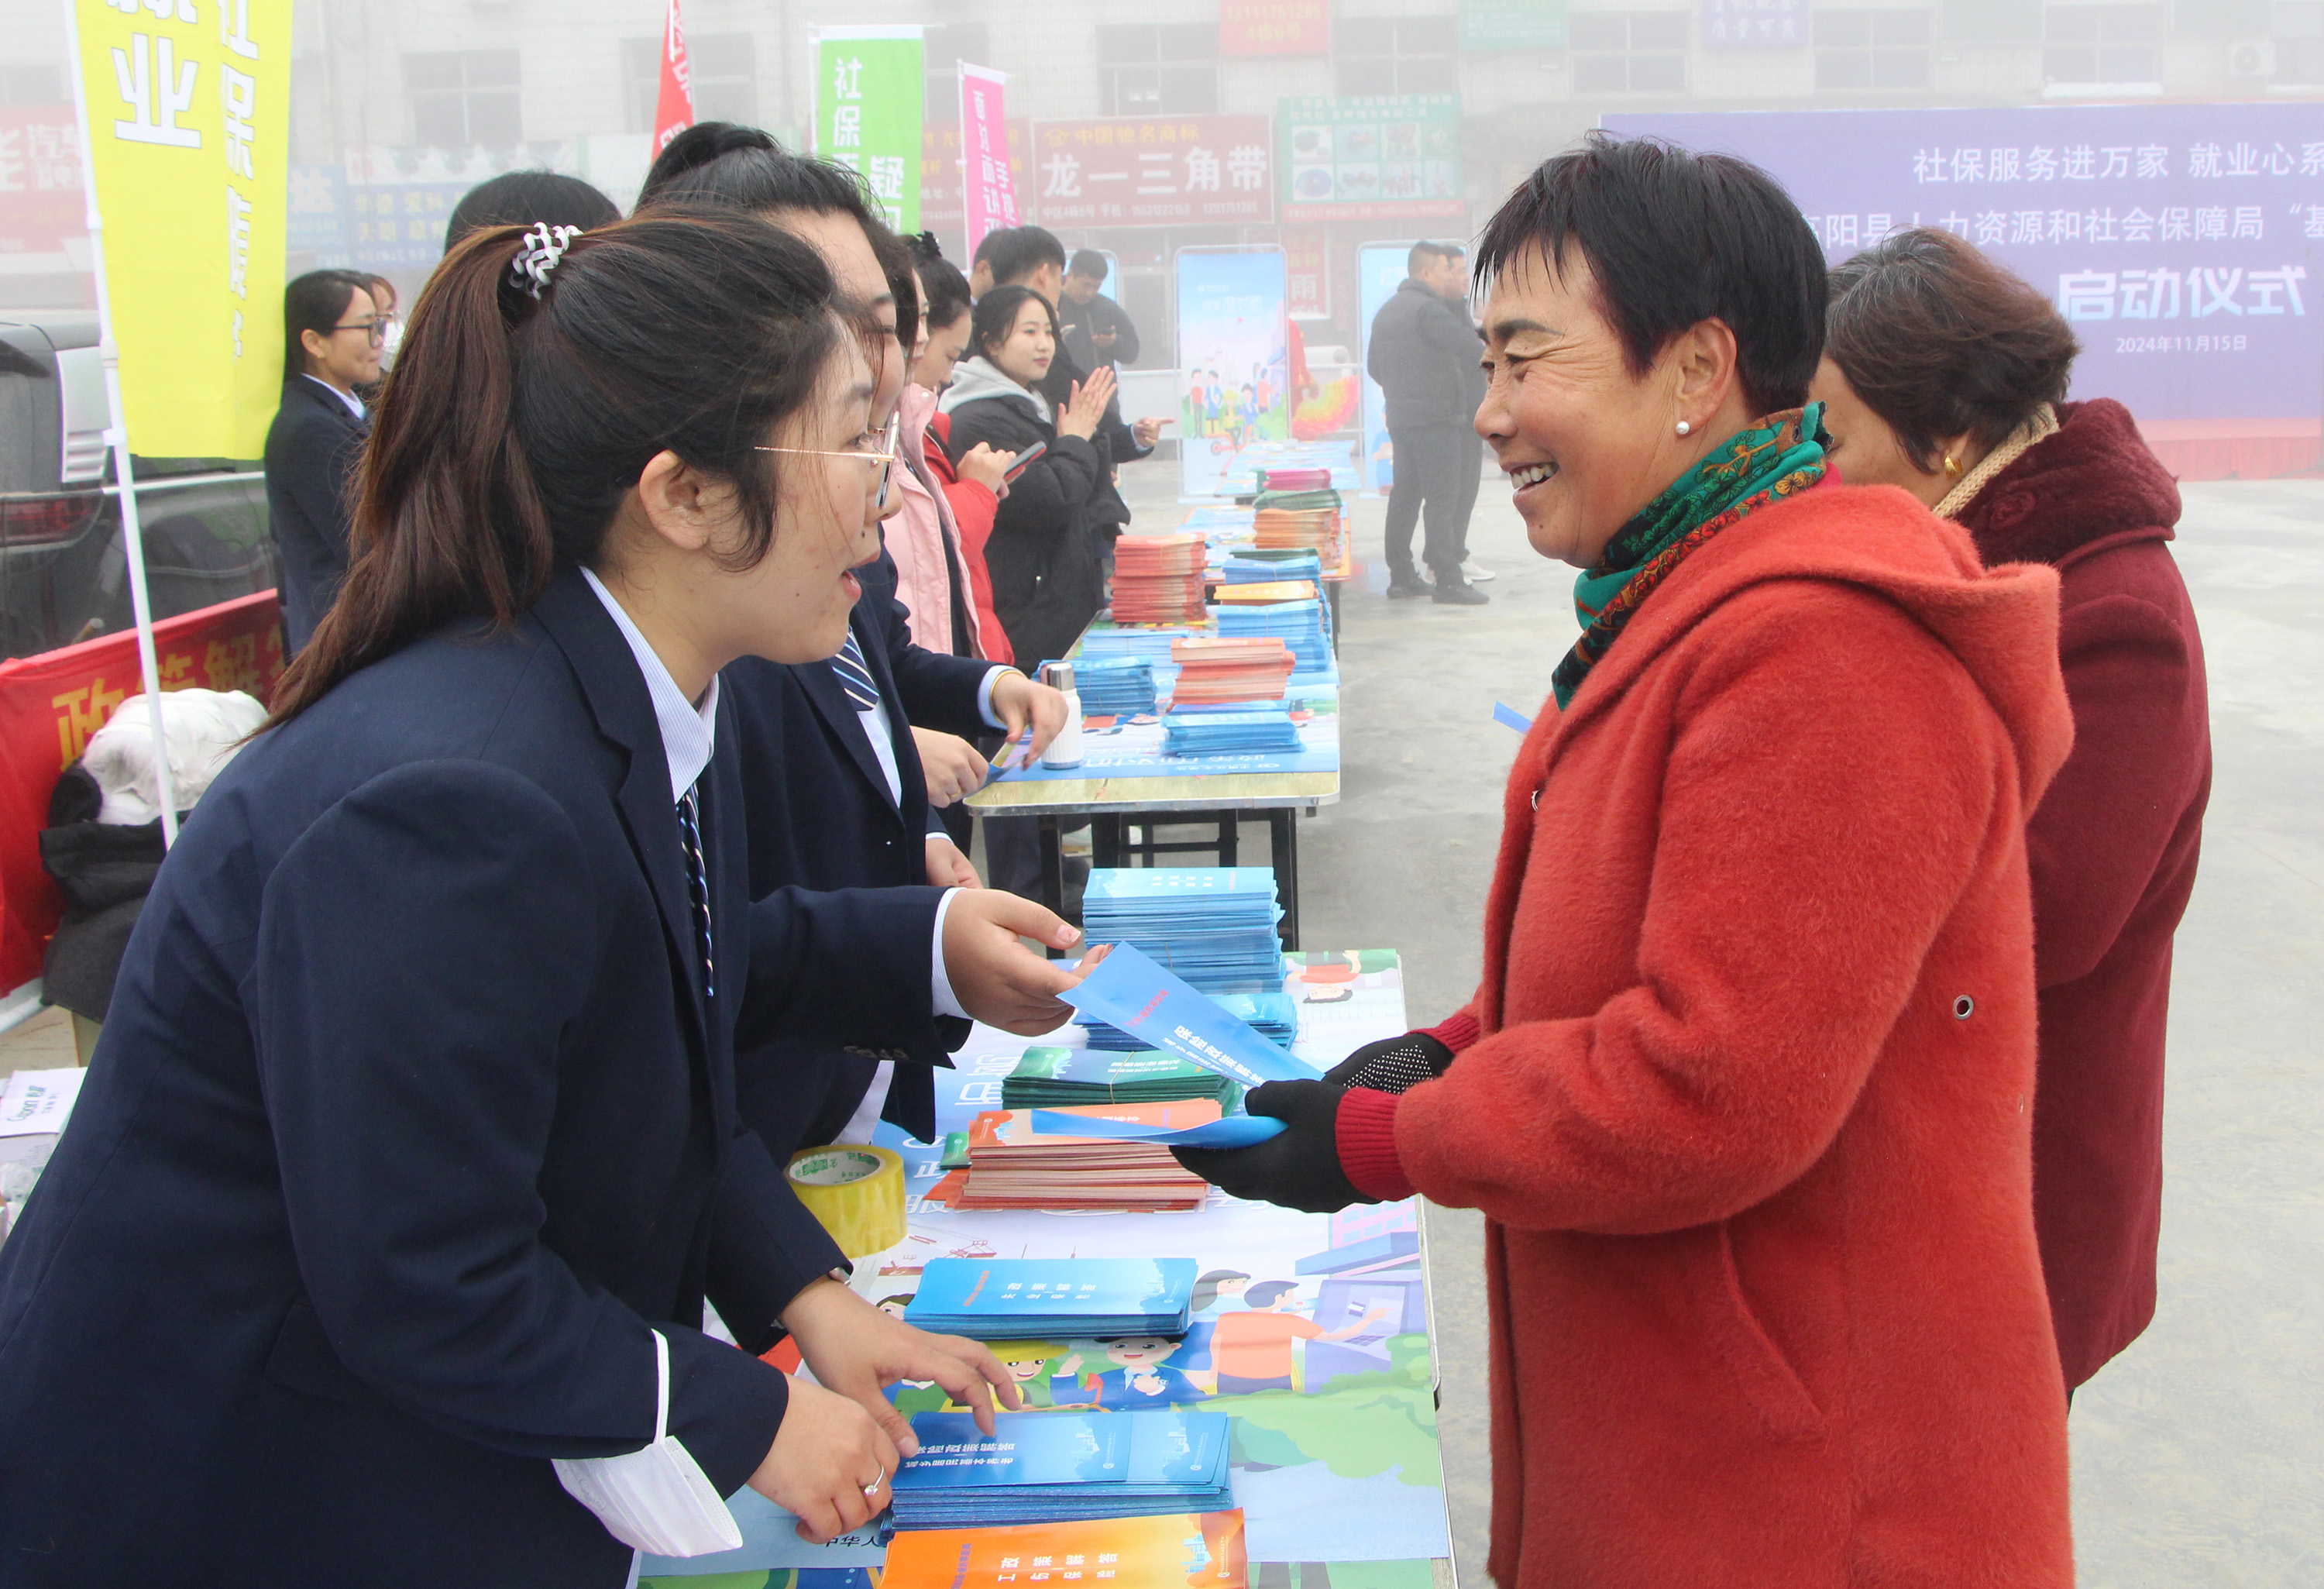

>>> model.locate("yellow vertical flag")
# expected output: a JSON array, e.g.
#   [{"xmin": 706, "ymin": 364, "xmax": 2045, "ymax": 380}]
[{"xmin": 70, "ymin": 0, "xmax": 294, "ymax": 459}]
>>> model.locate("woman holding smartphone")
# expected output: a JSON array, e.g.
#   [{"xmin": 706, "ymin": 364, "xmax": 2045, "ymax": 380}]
[{"xmin": 0, "ymin": 211, "xmax": 1081, "ymax": 1587}]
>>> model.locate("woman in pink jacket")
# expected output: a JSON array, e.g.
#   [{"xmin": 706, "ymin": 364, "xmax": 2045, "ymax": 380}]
[{"xmin": 893, "ymin": 239, "xmax": 1016, "ymax": 665}]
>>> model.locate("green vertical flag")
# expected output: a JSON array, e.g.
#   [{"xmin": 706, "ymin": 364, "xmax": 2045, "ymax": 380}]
[{"xmin": 813, "ymin": 25, "xmax": 924, "ymax": 234}]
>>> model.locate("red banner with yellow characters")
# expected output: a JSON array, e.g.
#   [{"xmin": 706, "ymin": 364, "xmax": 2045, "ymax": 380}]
[{"xmin": 0, "ymin": 591, "xmax": 283, "ymax": 994}]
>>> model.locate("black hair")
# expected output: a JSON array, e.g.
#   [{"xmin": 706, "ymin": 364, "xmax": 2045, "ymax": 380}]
[
  {"xmin": 443, "ymin": 170, "xmax": 621, "ymax": 252},
  {"xmin": 968, "ymin": 284, "xmax": 1058, "ymax": 369},
  {"xmin": 975, "ymin": 224, "xmax": 1067, "ymax": 286},
  {"xmin": 271, "ymin": 209, "xmax": 841, "ymax": 723},
  {"xmin": 911, "ymin": 234, "xmax": 973, "ymax": 332},
  {"xmin": 874, "ymin": 225, "xmax": 922, "ymax": 354},
  {"xmin": 1406, "ymin": 239, "xmax": 1461, "ymax": 277},
  {"xmin": 639, "ymin": 120, "xmax": 783, "ymax": 201},
  {"xmin": 1826, "ymin": 227, "xmax": 2078, "ymax": 472},
  {"xmin": 283, "ymin": 269, "xmax": 375, "ymax": 377},
  {"xmin": 1474, "ymin": 132, "xmax": 1826, "ymax": 414},
  {"xmin": 638, "ymin": 119, "xmax": 879, "ymax": 227},
  {"xmin": 1067, "ymin": 248, "xmax": 1109, "ymax": 282}
]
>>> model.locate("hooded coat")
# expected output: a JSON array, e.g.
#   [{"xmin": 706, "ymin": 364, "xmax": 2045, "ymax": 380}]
[
  {"xmin": 1338, "ymin": 483, "xmax": 2078, "ymax": 1586},
  {"xmin": 1948, "ymin": 397, "xmax": 2210, "ymax": 1389},
  {"xmin": 940, "ymin": 356, "xmax": 1108, "ymax": 670}
]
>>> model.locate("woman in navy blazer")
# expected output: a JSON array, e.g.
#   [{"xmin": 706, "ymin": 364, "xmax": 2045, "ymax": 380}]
[{"xmin": 0, "ymin": 212, "xmax": 1083, "ymax": 1586}]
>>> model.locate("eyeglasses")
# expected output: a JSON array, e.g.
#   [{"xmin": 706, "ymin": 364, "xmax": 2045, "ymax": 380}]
[
  {"xmin": 330, "ymin": 316, "xmax": 397, "ymax": 345},
  {"xmin": 757, "ymin": 414, "xmax": 901, "ymax": 508}
]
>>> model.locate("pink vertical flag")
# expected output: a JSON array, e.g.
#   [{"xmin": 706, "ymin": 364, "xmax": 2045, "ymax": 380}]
[
  {"xmin": 957, "ymin": 64, "xmax": 1016, "ymax": 263},
  {"xmin": 652, "ymin": 0, "xmax": 694, "ymax": 156}
]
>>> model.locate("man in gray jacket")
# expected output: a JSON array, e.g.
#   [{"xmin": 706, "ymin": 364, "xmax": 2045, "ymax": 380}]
[{"xmin": 1367, "ymin": 241, "xmax": 1489, "ymax": 605}]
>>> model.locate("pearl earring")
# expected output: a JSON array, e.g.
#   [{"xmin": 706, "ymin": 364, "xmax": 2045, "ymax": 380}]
[{"xmin": 1675, "ymin": 420, "xmax": 1691, "ymax": 437}]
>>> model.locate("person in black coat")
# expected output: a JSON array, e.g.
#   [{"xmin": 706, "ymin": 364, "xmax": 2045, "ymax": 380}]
[
  {"xmin": 636, "ymin": 129, "xmax": 1074, "ymax": 1148},
  {"xmin": 1366, "ymin": 240, "xmax": 1490, "ymax": 604},
  {"xmin": 1058, "ymin": 248, "xmax": 1140, "ymax": 373},
  {"xmin": 938, "ymin": 285, "xmax": 1116, "ymax": 672},
  {"xmin": 0, "ymin": 212, "xmax": 1085, "ymax": 1588},
  {"xmin": 264, "ymin": 269, "xmax": 384, "ymax": 652}
]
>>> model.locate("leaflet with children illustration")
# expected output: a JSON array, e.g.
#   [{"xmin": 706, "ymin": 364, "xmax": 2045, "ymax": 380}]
[{"xmin": 891, "ymin": 1409, "xmax": 1235, "ymax": 1529}]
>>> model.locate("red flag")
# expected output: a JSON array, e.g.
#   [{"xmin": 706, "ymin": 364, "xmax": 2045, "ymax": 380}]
[{"xmin": 651, "ymin": 0, "xmax": 693, "ymax": 156}]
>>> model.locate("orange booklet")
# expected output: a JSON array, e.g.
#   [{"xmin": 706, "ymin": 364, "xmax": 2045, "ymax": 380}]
[{"xmin": 883, "ymin": 1508, "xmax": 1249, "ymax": 1589}]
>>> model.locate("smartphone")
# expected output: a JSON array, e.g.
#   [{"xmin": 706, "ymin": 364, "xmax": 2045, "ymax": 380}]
[{"xmin": 1002, "ymin": 440, "xmax": 1048, "ymax": 483}]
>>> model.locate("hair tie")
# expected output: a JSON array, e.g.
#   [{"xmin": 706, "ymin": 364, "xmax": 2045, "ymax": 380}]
[{"xmin": 509, "ymin": 223, "xmax": 582, "ymax": 301}]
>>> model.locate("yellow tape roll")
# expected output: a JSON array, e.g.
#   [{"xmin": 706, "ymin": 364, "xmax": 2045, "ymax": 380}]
[{"xmin": 786, "ymin": 1144, "xmax": 907, "ymax": 1260}]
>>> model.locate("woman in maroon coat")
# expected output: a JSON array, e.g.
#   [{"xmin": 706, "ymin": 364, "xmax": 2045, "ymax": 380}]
[{"xmin": 1810, "ymin": 226, "xmax": 2212, "ymax": 1390}]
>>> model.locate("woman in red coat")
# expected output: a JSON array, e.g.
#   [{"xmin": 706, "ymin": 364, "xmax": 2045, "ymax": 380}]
[
  {"xmin": 1177, "ymin": 137, "xmax": 2078, "ymax": 1585},
  {"xmin": 1811, "ymin": 227, "xmax": 2211, "ymax": 1391}
]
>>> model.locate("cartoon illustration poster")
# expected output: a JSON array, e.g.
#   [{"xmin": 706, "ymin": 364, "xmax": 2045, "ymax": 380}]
[{"xmin": 1177, "ymin": 249, "xmax": 1292, "ymax": 499}]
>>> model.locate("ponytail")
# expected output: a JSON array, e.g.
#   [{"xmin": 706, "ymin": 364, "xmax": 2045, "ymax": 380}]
[{"xmin": 270, "ymin": 208, "xmax": 841, "ymax": 723}]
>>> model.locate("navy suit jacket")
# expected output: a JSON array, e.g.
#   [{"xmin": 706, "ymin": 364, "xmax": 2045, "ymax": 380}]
[
  {"xmin": 727, "ymin": 547, "xmax": 995, "ymax": 1149},
  {"xmin": 0, "ymin": 570, "xmax": 951, "ymax": 1588},
  {"xmin": 263, "ymin": 377, "xmax": 366, "ymax": 653}
]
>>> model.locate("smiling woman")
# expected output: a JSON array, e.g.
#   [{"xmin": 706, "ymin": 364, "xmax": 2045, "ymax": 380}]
[
  {"xmin": 0, "ymin": 210, "xmax": 1070, "ymax": 1587},
  {"xmin": 1171, "ymin": 134, "xmax": 2082, "ymax": 1588}
]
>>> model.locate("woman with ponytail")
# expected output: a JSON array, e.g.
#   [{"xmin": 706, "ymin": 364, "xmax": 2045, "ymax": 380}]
[{"xmin": 0, "ymin": 210, "xmax": 1087, "ymax": 1586}]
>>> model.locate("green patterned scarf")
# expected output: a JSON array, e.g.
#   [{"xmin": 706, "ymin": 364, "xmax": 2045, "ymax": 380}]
[{"xmin": 1551, "ymin": 404, "xmax": 1831, "ymax": 709}]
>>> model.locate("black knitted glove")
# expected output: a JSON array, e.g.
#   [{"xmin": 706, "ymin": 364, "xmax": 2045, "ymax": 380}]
[
  {"xmin": 1322, "ymin": 1031, "xmax": 1456, "ymax": 1093},
  {"xmin": 1171, "ymin": 1081, "xmax": 1373, "ymax": 1214}
]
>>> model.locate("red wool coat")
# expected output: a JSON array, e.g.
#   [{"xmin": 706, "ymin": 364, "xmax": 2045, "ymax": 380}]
[
  {"xmin": 1341, "ymin": 484, "xmax": 2078, "ymax": 1586},
  {"xmin": 1953, "ymin": 399, "xmax": 2210, "ymax": 1388}
]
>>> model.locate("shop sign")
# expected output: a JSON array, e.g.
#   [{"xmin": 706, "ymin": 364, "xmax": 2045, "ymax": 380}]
[
  {"xmin": 1030, "ymin": 115, "xmax": 1274, "ymax": 227},
  {"xmin": 1221, "ymin": 0, "xmax": 1331, "ymax": 55},
  {"xmin": 1459, "ymin": 0, "xmax": 1566, "ymax": 50},
  {"xmin": 1280, "ymin": 96, "xmax": 1463, "ymax": 222}
]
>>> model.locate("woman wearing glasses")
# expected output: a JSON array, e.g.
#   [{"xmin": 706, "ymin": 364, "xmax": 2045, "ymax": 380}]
[
  {"xmin": 0, "ymin": 212, "xmax": 1092, "ymax": 1586},
  {"xmin": 266, "ymin": 268, "xmax": 391, "ymax": 652}
]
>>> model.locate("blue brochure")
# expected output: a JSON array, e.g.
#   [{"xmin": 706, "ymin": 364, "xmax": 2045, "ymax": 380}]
[
  {"xmin": 890, "ymin": 1409, "xmax": 1236, "ymax": 1529},
  {"xmin": 1030, "ymin": 1108, "xmax": 1285, "ymax": 1148},
  {"xmin": 1062, "ymin": 943, "xmax": 1312, "ymax": 1089},
  {"xmin": 906, "ymin": 1257, "xmax": 1198, "ymax": 1337}
]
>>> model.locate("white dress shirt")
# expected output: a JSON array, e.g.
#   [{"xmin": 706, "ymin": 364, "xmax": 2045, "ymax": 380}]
[{"xmin": 301, "ymin": 373, "xmax": 366, "ymax": 422}]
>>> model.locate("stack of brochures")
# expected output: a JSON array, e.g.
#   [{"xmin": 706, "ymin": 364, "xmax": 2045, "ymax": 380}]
[
  {"xmin": 1168, "ymin": 637, "xmax": 1294, "ymax": 706},
  {"xmin": 1079, "ymin": 868, "xmax": 1285, "ymax": 992},
  {"xmin": 1075, "ymin": 654, "xmax": 1160, "ymax": 718},
  {"xmin": 1111, "ymin": 534, "xmax": 1209, "ymax": 625},
  {"xmin": 1262, "ymin": 466, "xmax": 1332, "ymax": 492},
  {"xmin": 945, "ymin": 1108, "xmax": 1214, "ymax": 1212},
  {"xmin": 1214, "ymin": 595, "xmax": 1329, "ymax": 675},
  {"xmin": 890, "ymin": 1410, "xmax": 1235, "ymax": 1530},
  {"xmin": 1079, "ymin": 628, "xmax": 1188, "ymax": 666},
  {"xmin": 1084, "ymin": 989, "xmax": 1294, "ymax": 1053},
  {"xmin": 906, "ymin": 1257, "xmax": 1198, "ymax": 1337},
  {"xmin": 1003, "ymin": 1047, "xmax": 1242, "ymax": 1111},
  {"xmin": 1162, "ymin": 707, "xmax": 1303, "ymax": 758}
]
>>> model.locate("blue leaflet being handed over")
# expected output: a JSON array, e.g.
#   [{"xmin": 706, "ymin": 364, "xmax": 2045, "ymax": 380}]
[
  {"xmin": 1061, "ymin": 943, "xmax": 1312, "ymax": 1089},
  {"xmin": 1030, "ymin": 1109, "xmax": 1286, "ymax": 1147}
]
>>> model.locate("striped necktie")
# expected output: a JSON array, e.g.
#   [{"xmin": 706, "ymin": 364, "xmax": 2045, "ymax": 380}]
[
  {"xmin": 830, "ymin": 632, "xmax": 880, "ymax": 712},
  {"xmin": 676, "ymin": 785, "xmax": 715, "ymax": 1003}
]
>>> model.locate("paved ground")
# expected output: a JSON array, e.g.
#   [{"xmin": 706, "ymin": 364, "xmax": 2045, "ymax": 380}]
[{"xmin": 1122, "ymin": 460, "xmax": 2324, "ymax": 1587}]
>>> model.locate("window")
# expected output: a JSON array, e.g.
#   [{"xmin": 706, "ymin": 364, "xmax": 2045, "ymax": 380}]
[
  {"xmin": 2278, "ymin": 1, "xmax": 2324, "ymax": 85},
  {"xmin": 1569, "ymin": 11, "xmax": 1690, "ymax": 91},
  {"xmin": 622, "ymin": 33, "xmax": 756, "ymax": 133},
  {"xmin": 1815, "ymin": 9, "xmax": 1933, "ymax": 88},
  {"xmin": 923, "ymin": 24, "xmax": 992, "ymax": 121},
  {"xmin": 1332, "ymin": 17, "xmax": 1461, "ymax": 96},
  {"xmin": 2041, "ymin": 4, "xmax": 2161, "ymax": 82},
  {"xmin": 405, "ymin": 50, "xmax": 521, "ymax": 149},
  {"xmin": 1097, "ymin": 24, "xmax": 1220, "ymax": 116},
  {"xmin": 0, "ymin": 64, "xmax": 63, "ymax": 105}
]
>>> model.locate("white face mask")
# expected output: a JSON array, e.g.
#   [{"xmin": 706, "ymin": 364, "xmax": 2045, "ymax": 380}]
[{"xmin": 552, "ymin": 1329, "xmax": 744, "ymax": 1558}]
